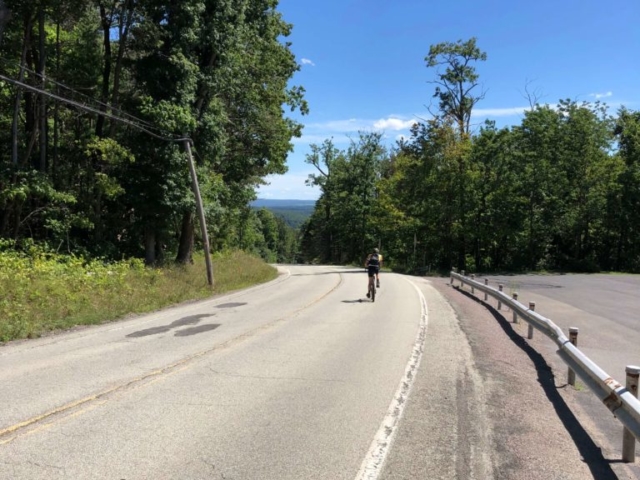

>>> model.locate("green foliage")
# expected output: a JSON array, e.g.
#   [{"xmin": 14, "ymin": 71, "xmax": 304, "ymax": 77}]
[
  {"xmin": 263, "ymin": 207, "xmax": 312, "ymax": 229},
  {"xmin": 301, "ymin": 132, "xmax": 386, "ymax": 264},
  {"xmin": 0, "ymin": 245, "xmax": 277, "ymax": 342},
  {"xmin": 0, "ymin": 0, "xmax": 306, "ymax": 267}
]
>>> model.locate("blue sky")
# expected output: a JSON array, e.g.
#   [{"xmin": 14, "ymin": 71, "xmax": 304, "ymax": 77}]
[{"xmin": 256, "ymin": 0, "xmax": 640, "ymax": 200}]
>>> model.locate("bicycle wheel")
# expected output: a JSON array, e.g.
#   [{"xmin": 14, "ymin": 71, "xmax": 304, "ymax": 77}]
[{"xmin": 371, "ymin": 282, "xmax": 376, "ymax": 302}]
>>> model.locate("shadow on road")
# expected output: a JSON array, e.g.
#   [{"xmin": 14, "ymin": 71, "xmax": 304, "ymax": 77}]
[
  {"xmin": 126, "ymin": 313, "xmax": 216, "ymax": 338},
  {"xmin": 456, "ymin": 287, "xmax": 619, "ymax": 480}
]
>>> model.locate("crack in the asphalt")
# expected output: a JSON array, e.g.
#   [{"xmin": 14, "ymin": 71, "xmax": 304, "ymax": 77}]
[
  {"xmin": 27, "ymin": 460, "xmax": 67, "ymax": 474},
  {"xmin": 207, "ymin": 367, "xmax": 345, "ymax": 384}
]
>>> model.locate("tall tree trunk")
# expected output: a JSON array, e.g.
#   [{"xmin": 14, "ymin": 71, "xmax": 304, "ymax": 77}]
[
  {"xmin": 38, "ymin": 2, "xmax": 47, "ymax": 172},
  {"xmin": 194, "ymin": 51, "xmax": 217, "ymax": 119},
  {"xmin": 94, "ymin": 190, "xmax": 103, "ymax": 243},
  {"xmin": 96, "ymin": 3, "xmax": 112, "ymax": 138},
  {"xmin": 11, "ymin": 14, "xmax": 33, "ymax": 165},
  {"xmin": 175, "ymin": 211, "xmax": 195, "ymax": 264},
  {"xmin": 24, "ymin": 46, "xmax": 36, "ymax": 167},
  {"xmin": 108, "ymin": 0, "xmax": 134, "ymax": 137},
  {"xmin": 155, "ymin": 237, "xmax": 165, "ymax": 264},
  {"xmin": 144, "ymin": 227, "xmax": 156, "ymax": 266},
  {"xmin": 1, "ymin": 203, "xmax": 10, "ymax": 236},
  {"xmin": 24, "ymin": 127, "xmax": 38, "ymax": 167},
  {"xmin": 53, "ymin": 19, "xmax": 60, "ymax": 175},
  {"xmin": 13, "ymin": 200, "xmax": 24, "ymax": 240}
]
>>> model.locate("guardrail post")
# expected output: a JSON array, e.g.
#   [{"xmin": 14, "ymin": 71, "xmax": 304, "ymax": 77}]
[
  {"xmin": 460, "ymin": 270, "xmax": 465, "ymax": 289},
  {"xmin": 498, "ymin": 284, "xmax": 503, "ymax": 310},
  {"xmin": 567, "ymin": 328, "xmax": 579, "ymax": 386},
  {"xmin": 527, "ymin": 302, "xmax": 535, "ymax": 339},
  {"xmin": 622, "ymin": 365, "xmax": 640, "ymax": 463},
  {"xmin": 512, "ymin": 293, "xmax": 519, "ymax": 323},
  {"xmin": 471, "ymin": 274, "xmax": 475, "ymax": 294},
  {"xmin": 484, "ymin": 278, "xmax": 488, "ymax": 301}
]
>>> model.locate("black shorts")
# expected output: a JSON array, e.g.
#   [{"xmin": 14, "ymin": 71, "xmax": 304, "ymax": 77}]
[{"xmin": 367, "ymin": 266, "xmax": 379, "ymax": 277}]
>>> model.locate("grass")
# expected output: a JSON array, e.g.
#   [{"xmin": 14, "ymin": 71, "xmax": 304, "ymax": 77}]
[{"xmin": 0, "ymin": 249, "xmax": 278, "ymax": 343}]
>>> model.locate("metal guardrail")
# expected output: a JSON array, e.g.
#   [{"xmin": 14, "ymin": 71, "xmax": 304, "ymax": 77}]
[{"xmin": 450, "ymin": 270, "xmax": 640, "ymax": 462}]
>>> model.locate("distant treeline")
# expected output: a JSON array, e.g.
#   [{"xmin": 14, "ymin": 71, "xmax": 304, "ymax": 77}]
[
  {"xmin": 251, "ymin": 200, "xmax": 314, "ymax": 229},
  {"xmin": 299, "ymin": 39, "xmax": 640, "ymax": 273}
]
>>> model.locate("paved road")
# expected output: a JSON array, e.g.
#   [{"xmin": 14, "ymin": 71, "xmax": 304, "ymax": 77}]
[
  {"xmin": 0, "ymin": 267, "xmax": 634, "ymax": 479},
  {"xmin": 481, "ymin": 274, "xmax": 640, "ymax": 383},
  {"xmin": 0, "ymin": 266, "xmax": 443, "ymax": 479}
]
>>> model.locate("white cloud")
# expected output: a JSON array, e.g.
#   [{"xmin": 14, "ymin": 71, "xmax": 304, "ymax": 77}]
[
  {"xmin": 307, "ymin": 118, "xmax": 372, "ymax": 132},
  {"xmin": 301, "ymin": 58, "xmax": 315, "ymax": 67},
  {"xmin": 472, "ymin": 107, "xmax": 531, "ymax": 117},
  {"xmin": 256, "ymin": 173, "xmax": 320, "ymax": 200},
  {"xmin": 373, "ymin": 117, "xmax": 418, "ymax": 131},
  {"xmin": 590, "ymin": 91, "xmax": 613, "ymax": 99},
  {"xmin": 306, "ymin": 116, "xmax": 418, "ymax": 135}
]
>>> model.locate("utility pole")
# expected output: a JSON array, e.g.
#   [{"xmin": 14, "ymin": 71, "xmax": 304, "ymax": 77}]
[{"xmin": 184, "ymin": 139, "xmax": 214, "ymax": 287}]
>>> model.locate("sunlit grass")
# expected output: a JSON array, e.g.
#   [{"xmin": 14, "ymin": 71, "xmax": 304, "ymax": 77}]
[{"xmin": 0, "ymin": 249, "xmax": 277, "ymax": 343}]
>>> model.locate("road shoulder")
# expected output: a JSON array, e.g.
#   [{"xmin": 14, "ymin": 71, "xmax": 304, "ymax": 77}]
[{"xmin": 381, "ymin": 276, "xmax": 613, "ymax": 480}]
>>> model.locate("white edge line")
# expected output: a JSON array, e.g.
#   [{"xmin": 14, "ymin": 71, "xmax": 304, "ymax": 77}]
[{"xmin": 354, "ymin": 279, "xmax": 429, "ymax": 480}]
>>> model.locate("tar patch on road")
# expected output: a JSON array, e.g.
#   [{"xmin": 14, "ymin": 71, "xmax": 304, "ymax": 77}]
[
  {"xmin": 126, "ymin": 314, "xmax": 216, "ymax": 338},
  {"xmin": 216, "ymin": 302, "xmax": 247, "ymax": 308}
]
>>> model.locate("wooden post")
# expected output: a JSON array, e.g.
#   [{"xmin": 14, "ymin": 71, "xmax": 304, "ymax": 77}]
[
  {"xmin": 184, "ymin": 139, "xmax": 214, "ymax": 287},
  {"xmin": 512, "ymin": 293, "xmax": 519, "ymax": 323},
  {"xmin": 528, "ymin": 302, "xmax": 535, "ymax": 339},
  {"xmin": 622, "ymin": 365, "xmax": 640, "ymax": 462},
  {"xmin": 567, "ymin": 328, "xmax": 579, "ymax": 386}
]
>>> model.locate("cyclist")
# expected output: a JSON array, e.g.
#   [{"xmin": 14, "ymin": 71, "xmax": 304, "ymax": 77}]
[{"xmin": 365, "ymin": 248, "xmax": 383, "ymax": 297}]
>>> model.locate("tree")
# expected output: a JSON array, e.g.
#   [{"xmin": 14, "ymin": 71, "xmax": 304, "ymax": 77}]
[
  {"xmin": 305, "ymin": 139, "xmax": 340, "ymax": 262},
  {"xmin": 301, "ymin": 132, "xmax": 386, "ymax": 264},
  {"xmin": 425, "ymin": 37, "xmax": 487, "ymax": 137},
  {"xmin": 610, "ymin": 109, "xmax": 640, "ymax": 271}
]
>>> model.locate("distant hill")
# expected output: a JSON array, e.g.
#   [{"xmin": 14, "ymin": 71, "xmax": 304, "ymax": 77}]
[
  {"xmin": 251, "ymin": 199, "xmax": 316, "ymax": 229},
  {"xmin": 251, "ymin": 199, "xmax": 316, "ymax": 208}
]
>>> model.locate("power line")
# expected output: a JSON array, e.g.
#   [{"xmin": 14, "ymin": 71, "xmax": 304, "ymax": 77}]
[
  {"xmin": 0, "ymin": 73, "xmax": 191, "ymax": 143},
  {"xmin": 0, "ymin": 56, "xmax": 165, "ymax": 133}
]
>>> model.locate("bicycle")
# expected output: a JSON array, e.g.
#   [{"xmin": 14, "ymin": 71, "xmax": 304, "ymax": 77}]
[{"xmin": 367, "ymin": 274, "xmax": 376, "ymax": 302}]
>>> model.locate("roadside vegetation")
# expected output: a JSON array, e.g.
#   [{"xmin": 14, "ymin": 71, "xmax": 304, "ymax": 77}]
[{"xmin": 0, "ymin": 244, "xmax": 277, "ymax": 343}]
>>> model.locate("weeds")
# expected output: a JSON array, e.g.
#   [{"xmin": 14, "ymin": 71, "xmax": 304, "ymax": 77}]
[{"xmin": 0, "ymin": 248, "xmax": 277, "ymax": 343}]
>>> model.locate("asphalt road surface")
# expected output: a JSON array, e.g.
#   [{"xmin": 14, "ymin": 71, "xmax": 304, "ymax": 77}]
[{"xmin": 0, "ymin": 267, "xmax": 638, "ymax": 479}]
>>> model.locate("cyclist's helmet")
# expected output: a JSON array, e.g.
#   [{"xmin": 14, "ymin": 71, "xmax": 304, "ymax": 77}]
[{"xmin": 373, "ymin": 248, "xmax": 379, "ymax": 253}]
